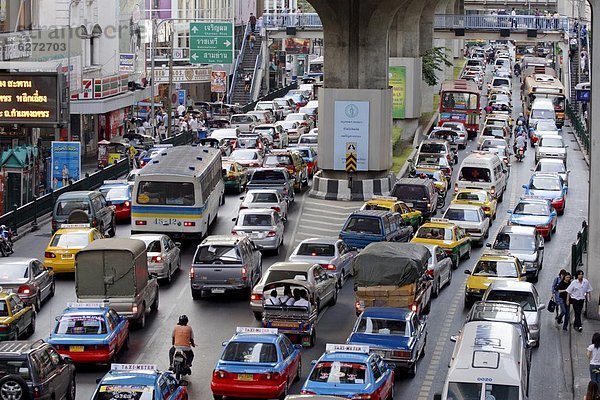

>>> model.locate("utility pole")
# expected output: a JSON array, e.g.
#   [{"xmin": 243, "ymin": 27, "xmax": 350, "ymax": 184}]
[
  {"xmin": 149, "ymin": 0, "xmax": 155, "ymax": 129},
  {"xmin": 166, "ymin": 22, "xmax": 175, "ymax": 137}
]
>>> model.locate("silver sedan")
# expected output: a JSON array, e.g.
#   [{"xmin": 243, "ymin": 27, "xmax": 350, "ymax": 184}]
[
  {"xmin": 288, "ymin": 237, "xmax": 357, "ymax": 288},
  {"xmin": 232, "ymin": 209, "xmax": 285, "ymax": 255},
  {"xmin": 240, "ymin": 189, "xmax": 288, "ymax": 220},
  {"xmin": 130, "ymin": 234, "xmax": 181, "ymax": 283}
]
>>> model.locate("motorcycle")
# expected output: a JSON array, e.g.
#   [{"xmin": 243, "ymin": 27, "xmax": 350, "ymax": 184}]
[
  {"xmin": 0, "ymin": 229, "xmax": 13, "ymax": 257},
  {"xmin": 172, "ymin": 348, "xmax": 192, "ymax": 381},
  {"xmin": 515, "ymin": 147, "xmax": 525, "ymax": 162}
]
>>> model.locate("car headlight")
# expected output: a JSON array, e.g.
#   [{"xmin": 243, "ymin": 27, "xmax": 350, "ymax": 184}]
[
  {"xmin": 523, "ymin": 261, "xmax": 536, "ymax": 268},
  {"xmin": 466, "ymin": 288, "xmax": 483, "ymax": 294}
]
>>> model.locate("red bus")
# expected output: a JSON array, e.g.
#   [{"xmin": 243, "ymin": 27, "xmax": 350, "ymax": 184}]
[{"xmin": 438, "ymin": 80, "xmax": 481, "ymax": 138}]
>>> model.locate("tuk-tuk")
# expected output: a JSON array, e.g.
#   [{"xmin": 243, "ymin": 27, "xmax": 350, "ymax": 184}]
[
  {"xmin": 261, "ymin": 279, "xmax": 318, "ymax": 347},
  {"xmin": 98, "ymin": 139, "xmax": 136, "ymax": 168}
]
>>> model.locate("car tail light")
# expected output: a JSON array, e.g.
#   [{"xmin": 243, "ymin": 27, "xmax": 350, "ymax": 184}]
[
  {"xmin": 18, "ymin": 285, "xmax": 33, "ymax": 295},
  {"xmin": 132, "ymin": 305, "xmax": 138, "ymax": 314},
  {"xmin": 446, "ymin": 154, "xmax": 451, "ymax": 161},
  {"xmin": 241, "ymin": 266, "xmax": 248, "ymax": 282},
  {"xmin": 264, "ymin": 372, "xmax": 282, "ymax": 381},
  {"xmin": 443, "ymin": 167, "xmax": 451, "ymax": 175},
  {"xmin": 351, "ymin": 394, "xmax": 372, "ymax": 400},
  {"xmin": 251, "ymin": 293, "xmax": 263, "ymax": 301},
  {"xmin": 301, "ymin": 390, "xmax": 317, "ymax": 395},
  {"xmin": 92, "ymin": 218, "xmax": 98, "ymax": 227},
  {"xmin": 391, "ymin": 350, "xmax": 412, "ymax": 358},
  {"xmin": 151, "ymin": 256, "xmax": 163, "ymax": 263},
  {"xmin": 271, "ymin": 207, "xmax": 281, "ymax": 213},
  {"xmin": 184, "ymin": 221, "xmax": 195, "ymax": 227},
  {"xmin": 45, "ymin": 252, "xmax": 56, "ymax": 259},
  {"xmin": 410, "ymin": 303, "xmax": 419, "ymax": 312},
  {"xmin": 239, "ymin": 206, "xmax": 248, "ymax": 210},
  {"xmin": 321, "ymin": 264, "xmax": 336, "ymax": 271},
  {"xmin": 490, "ymin": 186, "xmax": 496, "ymax": 195},
  {"xmin": 135, "ymin": 220, "xmax": 147, "ymax": 225},
  {"xmin": 426, "ymin": 269, "xmax": 434, "ymax": 278},
  {"xmin": 482, "ymin": 206, "xmax": 490, "ymax": 212},
  {"xmin": 267, "ymin": 231, "xmax": 277, "ymax": 237},
  {"xmin": 124, "ymin": 201, "xmax": 130, "ymax": 207},
  {"xmin": 213, "ymin": 369, "xmax": 230, "ymax": 379},
  {"xmin": 0, "ymin": 325, "xmax": 10, "ymax": 332},
  {"xmin": 88, "ymin": 345, "xmax": 108, "ymax": 351},
  {"xmin": 189, "ymin": 268, "xmax": 195, "ymax": 279}
]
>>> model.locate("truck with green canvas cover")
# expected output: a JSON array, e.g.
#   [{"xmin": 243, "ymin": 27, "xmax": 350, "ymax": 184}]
[
  {"xmin": 75, "ymin": 238, "xmax": 159, "ymax": 328},
  {"xmin": 353, "ymin": 242, "xmax": 433, "ymax": 316}
]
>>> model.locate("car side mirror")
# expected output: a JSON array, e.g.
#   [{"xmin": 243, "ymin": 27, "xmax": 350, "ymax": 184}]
[
  {"xmin": 522, "ymin": 184, "xmax": 527, "ymax": 189},
  {"xmin": 526, "ymin": 339, "xmax": 536, "ymax": 348},
  {"xmin": 222, "ymin": 341, "xmax": 228, "ymax": 346},
  {"xmin": 311, "ymin": 359, "xmax": 318, "ymax": 366},
  {"xmin": 464, "ymin": 270, "xmax": 471, "ymax": 275},
  {"xmin": 62, "ymin": 355, "xmax": 73, "ymax": 364},
  {"xmin": 294, "ymin": 344, "xmax": 303, "ymax": 350},
  {"xmin": 485, "ymin": 243, "xmax": 491, "ymax": 248},
  {"xmin": 232, "ymin": 218, "xmax": 237, "ymax": 222},
  {"xmin": 507, "ymin": 210, "xmax": 512, "ymax": 214},
  {"xmin": 175, "ymin": 242, "xmax": 181, "ymax": 248},
  {"xmin": 538, "ymin": 303, "xmax": 546, "ymax": 311},
  {"xmin": 96, "ymin": 378, "xmax": 102, "ymax": 384},
  {"xmin": 46, "ymin": 266, "xmax": 53, "ymax": 272},
  {"xmin": 450, "ymin": 334, "xmax": 459, "ymax": 342}
]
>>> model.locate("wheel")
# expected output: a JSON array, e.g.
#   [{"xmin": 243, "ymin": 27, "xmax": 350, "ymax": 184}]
[
  {"xmin": 546, "ymin": 231, "xmax": 552, "ymax": 242},
  {"xmin": 49, "ymin": 280, "xmax": 55, "ymax": 297},
  {"xmin": 406, "ymin": 361, "xmax": 417, "ymax": 378},
  {"xmin": 150, "ymin": 290, "xmax": 159, "ymax": 312},
  {"xmin": 0, "ymin": 245, "xmax": 6, "ymax": 257},
  {"xmin": 123, "ymin": 334, "xmax": 130, "ymax": 351},
  {"xmin": 447, "ymin": 269, "xmax": 453, "ymax": 287},
  {"xmin": 464, "ymin": 245, "xmax": 472, "ymax": 260},
  {"xmin": 253, "ymin": 311, "xmax": 262, "ymax": 321},
  {"xmin": 0, "ymin": 375, "xmax": 29, "ymax": 400},
  {"xmin": 330, "ymin": 288, "xmax": 338, "ymax": 306},
  {"xmin": 294, "ymin": 359, "xmax": 302, "ymax": 382},
  {"xmin": 110, "ymin": 219, "xmax": 117, "ymax": 237},
  {"xmin": 66, "ymin": 376, "xmax": 76, "ymax": 400},
  {"xmin": 337, "ymin": 272, "xmax": 345, "ymax": 289},
  {"xmin": 552, "ymin": 223, "xmax": 557, "ymax": 233},
  {"xmin": 484, "ymin": 228, "xmax": 489, "ymax": 239},
  {"xmin": 137, "ymin": 304, "xmax": 146, "ymax": 328},
  {"xmin": 498, "ymin": 191, "xmax": 505, "ymax": 203},
  {"xmin": 420, "ymin": 337, "xmax": 426, "ymax": 359},
  {"xmin": 192, "ymin": 289, "xmax": 202, "ymax": 300},
  {"xmin": 278, "ymin": 381, "xmax": 289, "ymax": 400},
  {"xmin": 422, "ymin": 298, "xmax": 431, "ymax": 315},
  {"xmin": 386, "ymin": 384, "xmax": 395, "ymax": 400},
  {"xmin": 432, "ymin": 278, "xmax": 440, "ymax": 298},
  {"xmin": 165, "ymin": 265, "xmax": 172, "ymax": 284},
  {"xmin": 213, "ymin": 396, "xmax": 223, "ymax": 400},
  {"xmin": 237, "ymin": 182, "xmax": 243, "ymax": 194},
  {"xmin": 308, "ymin": 329, "xmax": 316, "ymax": 347},
  {"xmin": 26, "ymin": 313, "xmax": 35, "ymax": 337},
  {"xmin": 451, "ymin": 254, "xmax": 459, "ymax": 269},
  {"xmin": 464, "ymin": 296, "xmax": 472, "ymax": 309},
  {"xmin": 33, "ymin": 295, "xmax": 41, "ymax": 313}
]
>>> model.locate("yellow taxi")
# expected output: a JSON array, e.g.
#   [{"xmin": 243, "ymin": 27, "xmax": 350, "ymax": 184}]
[
  {"xmin": 0, "ymin": 291, "xmax": 36, "ymax": 341},
  {"xmin": 451, "ymin": 189, "xmax": 497, "ymax": 220},
  {"xmin": 463, "ymin": 250, "xmax": 525, "ymax": 308},
  {"xmin": 44, "ymin": 226, "xmax": 104, "ymax": 273},
  {"xmin": 360, "ymin": 196, "xmax": 423, "ymax": 230},
  {"xmin": 222, "ymin": 160, "xmax": 248, "ymax": 194},
  {"xmin": 411, "ymin": 218, "xmax": 471, "ymax": 269}
]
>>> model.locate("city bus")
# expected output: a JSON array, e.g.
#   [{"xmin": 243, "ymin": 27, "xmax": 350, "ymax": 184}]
[
  {"xmin": 438, "ymin": 80, "xmax": 481, "ymax": 138},
  {"xmin": 131, "ymin": 145, "xmax": 225, "ymax": 239},
  {"xmin": 523, "ymin": 73, "xmax": 565, "ymax": 127},
  {"xmin": 306, "ymin": 56, "xmax": 324, "ymax": 81}
]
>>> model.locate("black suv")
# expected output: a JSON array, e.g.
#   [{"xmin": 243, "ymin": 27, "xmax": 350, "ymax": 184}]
[
  {"xmin": 52, "ymin": 191, "xmax": 116, "ymax": 236},
  {"xmin": 0, "ymin": 340, "xmax": 76, "ymax": 400}
]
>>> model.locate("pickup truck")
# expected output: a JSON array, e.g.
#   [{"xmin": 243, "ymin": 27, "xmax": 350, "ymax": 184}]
[
  {"xmin": 246, "ymin": 167, "xmax": 295, "ymax": 203},
  {"xmin": 75, "ymin": 238, "xmax": 160, "ymax": 328},
  {"xmin": 353, "ymin": 242, "xmax": 433, "ymax": 316}
]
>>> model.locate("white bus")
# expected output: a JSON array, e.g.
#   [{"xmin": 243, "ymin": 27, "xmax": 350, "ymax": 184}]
[{"xmin": 131, "ymin": 145, "xmax": 225, "ymax": 239}]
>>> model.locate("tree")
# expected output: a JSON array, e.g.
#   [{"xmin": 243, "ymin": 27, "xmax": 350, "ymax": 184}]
[{"xmin": 421, "ymin": 47, "xmax": 453, "ymax": 86}]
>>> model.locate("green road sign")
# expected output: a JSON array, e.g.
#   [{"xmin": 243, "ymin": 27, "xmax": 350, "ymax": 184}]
[{"xmin": 189, "ymin": 22, "xmax": 234, "ymax": 64}]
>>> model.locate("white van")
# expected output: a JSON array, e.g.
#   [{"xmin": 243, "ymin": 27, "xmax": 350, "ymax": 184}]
[
  {"xmin": 489, "ymin": 76, "xmax": 512, "ymax": 93},
  {"xmin": 528, "ymin": 98, "xmax": 556, "ymax": 128},
  {"xmin": 456, "ymin": 152, "xmax": 507, "ymax": 202},
  {"xmin": 434, "ymin": 321, "xmax": 530, "ymax": 400}
]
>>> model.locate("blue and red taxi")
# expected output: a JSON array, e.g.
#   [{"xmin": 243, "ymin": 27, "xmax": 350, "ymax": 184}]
[
  {"xmin": 522, "ymin": 172, "xmax": 567, "ymax": 215},
  {"xmin": 508, "ymin": 196, "xmax": 558, "ymax": 240},
  {"xmin": 91, "ymin": 364, "xmax": 188, "ymax": 400},
  {"xmin": 211, "ymin": 327, "xmax": 302, "ymax": 399},
  {"xmin": 48, "ymin": 303, "xmax": 130, "ymax": 364},
  {"xmin": 300, "ymin": 344, "xmax": 395, "ymax": 399},
  {"xmin": 99, "ymin": 180, "xmax": 133, "ymax": 221}
]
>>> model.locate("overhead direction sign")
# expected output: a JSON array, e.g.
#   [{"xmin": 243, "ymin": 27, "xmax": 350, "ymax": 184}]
[{"xmin": 189, "ymin": 22, "xmax": 234, "ymax": 64}]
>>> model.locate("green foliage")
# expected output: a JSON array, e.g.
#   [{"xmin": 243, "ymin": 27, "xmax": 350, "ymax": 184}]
[{"xmin": 421, "ymin": 47, "xmax": 453, "ymax": 86}]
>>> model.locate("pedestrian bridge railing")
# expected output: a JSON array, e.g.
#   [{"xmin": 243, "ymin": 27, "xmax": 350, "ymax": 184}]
[
  {"xmin": 434, "ymin": 14, "xmax": 570, "ymax": 32},
  {"xmin": 263, "ymin": 13, "xmax": 322, "ymax": 29}
]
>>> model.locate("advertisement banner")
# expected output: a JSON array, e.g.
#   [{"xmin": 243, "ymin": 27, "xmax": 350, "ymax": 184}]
[
  {"xmin": 389, "ymin": 66, "xmax": 406, "ymax": 119},
  {"xmin": 119, "ymin": 53, "xmax": 135, "ymax": 72},
  {"xmin": 211, "ymin": 71, "xmax": 227, "ymax": 93},
  {"xmin": 333, "ymin": 101, "xmax": 370, "ymax": 171},
  {"xmin": 51, "ymin": 142, "xmax": 81, "ymax": 190},
  {"xmin": 0, "ymin": 72, "xmax": 59, "ymax": 125},
  {"xmin": 285, "ymin": 38, "xmax": 311, "ymax": 54}
]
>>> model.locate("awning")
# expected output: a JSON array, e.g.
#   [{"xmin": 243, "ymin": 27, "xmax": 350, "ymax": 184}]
[{"xmin": 70, "ymin": 86, "xmax": 153, "ymax": 115}]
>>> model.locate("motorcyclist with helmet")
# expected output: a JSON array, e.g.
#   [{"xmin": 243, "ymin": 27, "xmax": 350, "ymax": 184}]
[
  {"xmin": 0, "ymin": 225, "xmax": 13, "ymax": 255},
  {"xmin": 169, "ymin": 315, "xmax": 195, "ymax": 369},
  {"xmin": 516, "ymin": 112, "xmax": 527, "ymax": 128}
]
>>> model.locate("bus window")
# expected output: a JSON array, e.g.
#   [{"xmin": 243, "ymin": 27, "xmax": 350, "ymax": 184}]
[{"xmin": 137, "ymin": 181, "xmax": 196, "ymax": 206}]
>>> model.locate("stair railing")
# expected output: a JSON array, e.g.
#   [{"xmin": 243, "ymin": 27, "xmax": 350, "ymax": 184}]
[{"xmin": 228, "ymin": 23, "xmax": 251, "ymax": 104}]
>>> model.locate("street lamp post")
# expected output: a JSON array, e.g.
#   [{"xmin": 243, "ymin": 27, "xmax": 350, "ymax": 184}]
[{"xmin": 66, "ymin": 0, "xmax": 80, "ymax": 141}]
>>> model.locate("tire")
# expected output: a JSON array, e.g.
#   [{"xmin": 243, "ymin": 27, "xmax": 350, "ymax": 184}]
[
  {"xmin": 150, "ymin": 290, "xmax": 159, "ymax": 312},
  {"xmin": 123, "ymin": 334, "xmax": 130, "ymax": 351},
  {"xmin": 432, "ymin": 278, "xmax": 440, "ymax": 298},
  {"xmin": 279, "ymin": 381, "xmax": 289, "ymax": 400},
  {"xmin": 0, "ymin": 245, "xmax": 6, "ymax": 257},
  {"xmin": 464, "ymin": 245, "xmax": 472, "ymax": 260},
  {"xmin": 0, "ymin": 375, "xmax": 29, "ymax": 400},
  {"xmin": 546, "ymin": 231, "xmax": 552, "ymax": 242},
  {"xmin": 308, "ymin": 329, "xmax": 316, "ymax": 347},
  {"xmin": 192, "ymin": 289, "xmax": 202, "ymax": 300},
  {"xmin": 213, "ymin": 396, "xmax": 223, "ymax": 400},
  {"xmin": 464, "ymin": 296, "xmax": 472, "ymax": 309},
  {"xmin": 406, "ymin": 361, "xmax": 417, "ymax": 378},
  {"xmin": 49, "ymin": 280, "xmax": 55, "ymax": 297},
  {"xmin": 386, "ymin": 384, "xmax": 394, "ymax": 400},
  {"xmin": 253, "ymin": 311, "xmax": 262, "ymax": 321},
  {"xmin": 498, "ymin": 191, "xmax": 505, "ymax": 203},
  {"xmin": 294, "ymin": 359, "xmax": 302, "ymax": 382},
  {"xmin": 66, "ymin": 376, "xmax": 76, "ymax": 400},
  {"xmin": 422, "ymin": 299, "xmax": 431, "ymax": 315},
  {"xmin": 237, "ymin": 182, "xmax": 243, "ymax": 194},
  {"xmin": 552, "ymin": 223, "xmax": 557, "ymax": 233},
  {"xmin": 451, "ymin": 254, "xmax": 459, "ymax": 269},
  {"xmin": 330, "ymin": 288, "xmax": 338, "ymax": 306},
  {"xmin": 26, "ymin": 313, "xmax": 35, "ymax": 337},
  {"xmin": 33, "ymin": 295, "xmax": 41, "ymax": 313},
  {"xmin": 165, "ymin": 265, "xmax": 172, "ymax": 284},
  {"xmin": 137, "ymin": 305, "xmax": 146, "ymax": 329},
  {"xmin": 447, "ymin": 269, "xmax": 453, "ymax": 287},
  {"xmin": 110, "ymin": 219, "xmax": 117, "ymax": 237}
]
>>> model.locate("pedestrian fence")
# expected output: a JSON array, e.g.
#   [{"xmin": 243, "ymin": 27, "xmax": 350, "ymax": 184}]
[
  {"xmin": 566, "ymin": 100, "xmax": 589, "ymax": 154},
  {"xmin": 0, "ymin": 159, "xmax": 130, "ymax": 235},
  {"xmin": 571, "ymin": 220, "xmax": 588, "ymax": 276},
  {"xmin": 433, "ymin": 14, "xmax": 570, "ymax": 32},
  {"xmin": 161, "ymin": 130, "xmax": 194, "ymax": 146}
]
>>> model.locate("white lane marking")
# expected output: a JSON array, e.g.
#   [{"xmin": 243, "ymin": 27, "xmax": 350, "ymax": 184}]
[
  {"xmin": 301, "ymin": 211, "xmax": 350, "ymax": 222},
  {"xmin": 286, "ymin": 193, "xmax": 309, "ymax": 259},
  {"xmin": 295, "ymin": 225, "xmax": 340, "ymax": 234},
  {"xmin": 302, "ymin": 207, "xmax": 359, "ymax": 217},
  {"xmin": 304, "ymin": 201, "xmax": 362, "ymax": 211}
]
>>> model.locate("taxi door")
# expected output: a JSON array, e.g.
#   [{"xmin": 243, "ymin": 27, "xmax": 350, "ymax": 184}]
[
  {"xmin": 108, "ymin": 309, "xmax": 128, "ymax": 352},
  {"xmin": 8, "ymin": 296, "xmax": 30, "ymax": 336},
  {"xmin": 45, "ymin": 346, "xmax": 71, "ymax": 396},
  {"xmin": 279, "ymin": 336, "xmax": 301, "ymax": 383},
  {"xmin": 159, "ymin": 374, "xmax": 188, "ymax": 399},
  {"xmin": 32, "ymin": 260, "xmax": 53, "ymax": 302},
  {"xmin": 453, "ymin": 227, "xmax": 470, "ymax": 258},
  {"xmin": 313, "ymin": 266, "xmax": 335, "ymax": 305}
]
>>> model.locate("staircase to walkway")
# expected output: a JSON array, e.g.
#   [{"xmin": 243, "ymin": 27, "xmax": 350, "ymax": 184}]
[
  {"xmin": 569, "ymin": 52, "xmax": 580, "ymax": 104},
  {"xmin": 230, "ymin": 34, "xmax": 263, "ymax": 105}
]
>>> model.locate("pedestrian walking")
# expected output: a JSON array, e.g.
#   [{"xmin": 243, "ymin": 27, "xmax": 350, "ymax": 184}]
[
  {"xmin": 555, "ymin": 271, "xmax": 571, "ymax": 330},
  {"xmin": 244, "ymin": 73, "xmax": 252, "ymax": 92},
  {"xmin": 511, "ymin": 8, "xmax": 517, "ymax": 28},
  {"xmin": 177, "ymin": 102, "xmax": 185, "ymax": 117},
  {"xmin": 249, "ymin": 33, "xmax": 256, "ymax": 50},
  {"xmin": 186, "ymin": 95, "xmax": 193, "ymax": 111},
  {"xmin": 552, "ymin": 269, "xmax": 568, "ymax": 316},
  {"xmin": 190, "ymin": 115, "xmax": 198, "ymax": 138},
  {"xmin": 567, "ymin": 269, "xmax": 593, "ymax": 332},
  {"xmin": 589, "ymin": 333, "xmax": 600, "ymax": 385},
  {"xmin": 249, "ymin": 13, "xmax": 257, "ymax": 33},
  {"xmin": 553, "ymin": 11, "xmax": 560, "ymax": 30},
  {"xmin": 585, "ymin": 381, "xmax": 600, "ymax": 400},
  {"xmin": 157, "ymin": 122, "xmax": 166, "ymax": 140},
  {"xmin": 534, "ymin": 8, "xmax": 541, "ymax": 29},
  {"xmin": 582, "ymin": 24, "xmax": 589, "ymax": 47}
]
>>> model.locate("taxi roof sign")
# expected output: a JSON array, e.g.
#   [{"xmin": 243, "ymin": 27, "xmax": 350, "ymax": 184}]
[
  {"xmin": 326, "ymin": 344, "xmax": 370, "ymax": 353},
  {"xmin": 430, "ymin": 218, "xmax": 450, "ymax": 224},
  {"xmin": 482, "ymin": 249, "xmax": 512, "ymax": 257},
  {"xmin": 236, "ymin": 327, "xmax": 278, "ymax": 334},
  {"xmin": 111, "ymin": 363, "xmax": 158, "ymax": 371},
  {"xmin": 369, "ymin": 196, "xmax": 398, "ymax": 202},
  {"xmin": 66, "ymin": 302, "xmax": 108, "ymax": 309},
  {"xmin": 60, "ymin": 223, "xmax": 91, "ymax": 228},
  {"xmin": 102, "ymin": 180, "xmax": 128, "ymax": 185}
]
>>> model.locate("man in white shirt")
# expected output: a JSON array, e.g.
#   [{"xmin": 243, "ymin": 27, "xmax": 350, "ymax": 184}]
[
  {"xmin": 177, "ymin": 103, "xmax": 186, "ymax": 116},
  {"xmin": 265, "ymin": 290, "xmax": 281, "ymax": 306},
  {"xmin": 567, "ymin": 269, "xmax": 593, "ymax": 332},
  {"xmin": 190, "ymin": 116, "xmax": 199, "ymax": 138},
  {"xmin": 293, "ymin": 290, "xmax": 310, "ymax": 309}
]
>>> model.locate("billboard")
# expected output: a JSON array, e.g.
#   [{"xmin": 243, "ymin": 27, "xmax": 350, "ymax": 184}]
[
  {"xmin": 211, "ymin": 71, "xmax": 227, "ymax": 93},
  {"xmin": 333, "ymin": 101, "xmax": 370, "ymax": 171},
  {"xmin": 389, "ymin": 66, "xmax": 406, "ymax": 119},
  {"xmin": 0, "ymin": 72, "xmax": 60, "ymax": 125},
  {"xmin": 285, "ymin": 38, "xmax": 311, "ymax": 54},
  {"xmin": 51, "ymin": 142, "xmax": 81, "ymax": 190}
]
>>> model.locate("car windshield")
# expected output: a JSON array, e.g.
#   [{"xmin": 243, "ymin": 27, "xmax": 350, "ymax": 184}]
[
  {"xmin": 231, "ymin": 115, "xmax": 254, "ymax": 124},
  {"xmin": 254, "ymin": 127, "xmax": 275, "ymax": 135},
  {"xmin": 420, "ymin": 143, "xmax": 446, "ymax": 153},
  {"xmin": 459, "ymin": 167, "xmax": 492, "ymax": 182},
  {"xmin": 0, "ymin": 263, "xmax": 28, "ymax": 280},
  {"xmin": 531, "ymin": 108, "xmax": 555, "ymax": 119},
  {"xmin": 295, "ymin": 149, "xmax": 311, "ymax": 158},
  {"xmin": 392, "ymin": 185, "xmax": 427, "ymax": 201},
  {"xmin": 486, "ymin": 291, "xmax": 537, "ymax": 312},
  {"xmin": 540, "ymin": 138, "xmax": 563, "ymax": 147},
  {"xmin": 222, "ymin": 342, "xmax": 278, "ymax": 363},
  {"xmin": 530, "ymin": 176, "xmax": 561, "ymax": 190},
  {"xmin": 247, "ymin": 192, "xmax": 278, "ymax": 203},
  {"xmin": 93, "ymin": 385, "xmax": 154, "ymax": 400},
  {"xmin": 309, "ymin": 362, "xmax": 367, "ymax": 384},
  {"xmin": 264, "ymin": 155, "xmax": 292, "ymax": 166},
  {"xmin": 442, "ymin": 123, "xmax": 463, "ymax": 131},
  {"xmin": 416, "ymin": 154, "xmax": 443, "ymax": 167},
  {"xmin": 50, "ymin": 232, "xmax": 90, "ymax": 248},
  {"xmin": 299, "ymin": 136, "xmax": 318, "ymax": 144},
  {"xmin": 194, "ymin": 245, "xmax": 241, "ymax": 264},
  {"xmin": 355, "ymin": 317, "xmax": 407, "ymax": 335},
  {"xmin": 513, "ymin": 202, "xmax": 549, "ymax": 215},
  {"xmin": 343, "ymin": 217, "xmax": 381, "ymax": 235},
  {"xmin": 251, "ymin": 170, "xmax": 286, "ymax": 181},
  {"xmin": 494, "ymin": 234, "xmax": 536, "ymax": 251},
  {"xmin": 538, "ymin": 162, "xmax": 565, "ymax": 173},
  {"xmin": 456, "ymin": 192, "xmax": 486, "ymax": 202},
  {"xmin": 242, "ymin": 214, "xmax": 273, "ymax": 227},
  {"xmin": 493, "ymin": 79, "xmax": 510, "ymax": 87},
  {"xmin": 286, "ymin": 114, "xmax": 304, "ymax": 121},
  {"xmin": 255, "ymin": 104, "xmax": 272, "ymax": 110},
  {"xmin": 473, "ymin": 260, "xmax": 518, "ymax": 277},
  {"xmin": 296, "ymin": 243, "xmax": 335, "ymax": 257},
  {"xmin": 55, "ymin": 315, "xmax": 108, "ymax": 335},
  {"xmin": 55, "ymin": 200, "xmax": 90, "ymax": 216},
  {"xmin": 416, "ymin": 227, "xmax": 453, "ymax": 241},
  {"xmin": 136, "ymin": 239, "xmax": 161, "ymax": 253},
  {"xmin": 444, "ymin": 208, "xmax": 481, "ymax": 222},
  {"xmin": 536, "ymin": 121, "xmax": 558, "ymax": 130},
  {"xmin": 231, "ymin": 150, "xmax": 258, "ymax": 161},
  {"xmin": 99, "ymin": 187, "xmax": 130, "ymax": 201},
  {"xmin": 265, "ymin": 270, "xmax": 307, "ymax": 283},
  {"xmin": 236, "ymin": 138, "xmax": 259, "ymax": 148},
  {"xmin": 483, "ymin": 127, "xmax": 504, "ymax": 137}
]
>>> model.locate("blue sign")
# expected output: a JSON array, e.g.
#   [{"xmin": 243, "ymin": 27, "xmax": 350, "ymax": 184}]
[
  {"xmin": 178, "ymin": 90, "xmax": 186, "ymax": 106},
  {"xmin": 51, "ymin": 141, "xmax": 81, "ymax": 190},
  {"xmin": 576, "ymin": 89, "xmax": 590, "ymax": 103}
]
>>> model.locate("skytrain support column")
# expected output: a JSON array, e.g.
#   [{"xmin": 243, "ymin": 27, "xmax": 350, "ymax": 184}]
[
  {"xmin": 308, "ymin": 0, "xmax": 408, "ymax": 201},
  {"xmin": 586, "ymin": 0, "xmax": 600, "ymax": 320}
]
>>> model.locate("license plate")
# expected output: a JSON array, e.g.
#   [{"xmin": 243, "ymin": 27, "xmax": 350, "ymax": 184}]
[
  {"xmin": 405, "ymin": 202, "xmax": 414, "ymax": 208},
  {"xmin": 237, "ymin": 374, "xmax": 253, "ymax": 381},
  {"xmin": 61, "ymin": 254, "xmax": 74, "ymax": 259},
  {"xmin": 155, "ymin": 218, "xmax": 177, "ymax": 226},
  {"xmin": 211, "ymin": 288, "xmax": 225, "ymax": 294},
  {"xmin": 69, "ymin": 346, "xmax": 84, "ymax": 352},
  {"xmin": 272, "ymin": 321, "xmax": 300, "ymax": 328}
]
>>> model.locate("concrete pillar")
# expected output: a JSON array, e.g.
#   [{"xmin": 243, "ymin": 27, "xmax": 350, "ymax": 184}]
[
  {"xmin": 585, "ymin": 0, "xmax": 600, "ymax": 320},
  {"xmin": 419, "ymin": 0, "xmax": 440, "ymax": 114}
]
